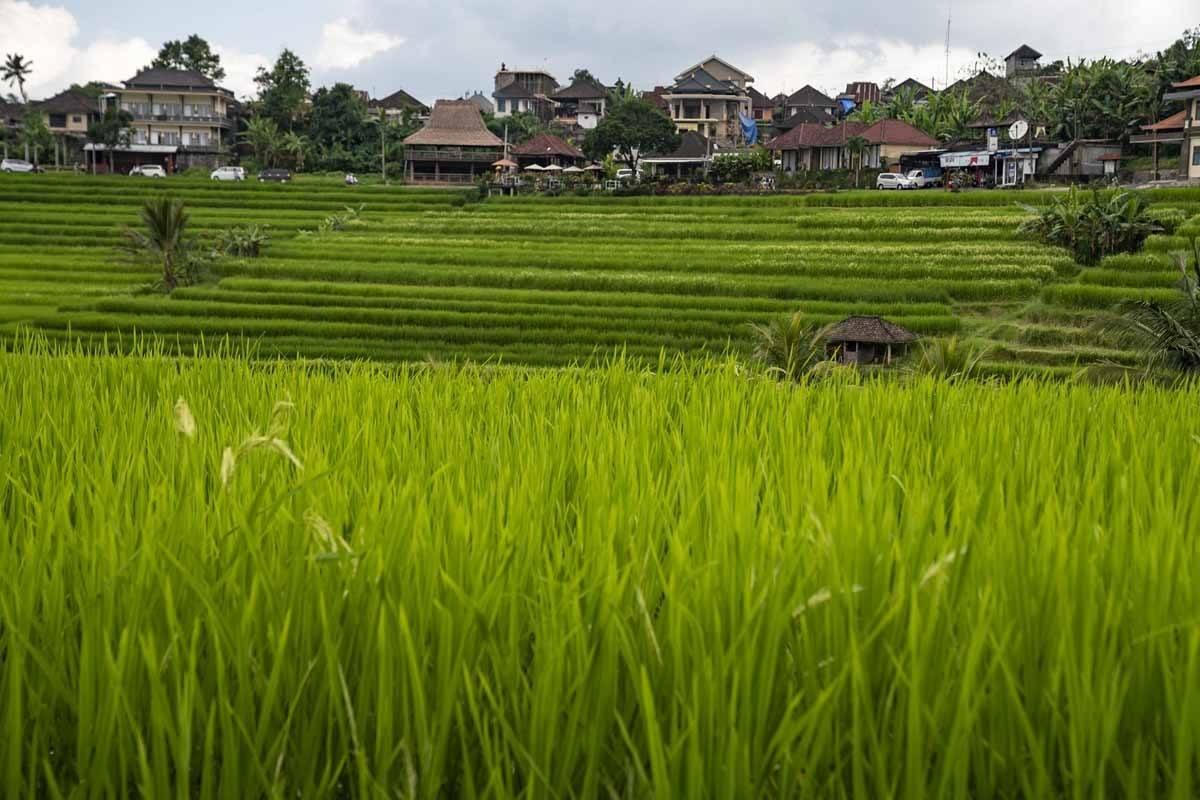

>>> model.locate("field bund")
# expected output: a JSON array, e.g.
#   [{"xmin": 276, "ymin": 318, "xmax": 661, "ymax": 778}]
[
  {"xmin": 2, "ymin": 174, "xmax": 1198, "ymax": 374},
  {"xmin": 2, "ymin": 348, "xmax": 1199, "ymax": 796}
]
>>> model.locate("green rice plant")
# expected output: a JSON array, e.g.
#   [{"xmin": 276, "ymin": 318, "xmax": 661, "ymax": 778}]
[{"xmin": 2, "ymin": 344, "xmax": 1200, "ymax": 795}]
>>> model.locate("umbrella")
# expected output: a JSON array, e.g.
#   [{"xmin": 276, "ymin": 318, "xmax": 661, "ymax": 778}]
[
  {"xmin": 523, "ymin": 163, "xmax": 545, "ymax": 172},
  {"xmin": 542, "ymin": 164, "xmax": 564, "ymax": 172},
  {"xmin": 584, "ymin": 164, "xmax": 605, "ymax": 172},
  {"xmin": 562, "ymin": 166, "xmax": 584, "ymax": 174},
  {"xmin": 492, "ymin": 158, "xmax": 518, "ymax": 169}
]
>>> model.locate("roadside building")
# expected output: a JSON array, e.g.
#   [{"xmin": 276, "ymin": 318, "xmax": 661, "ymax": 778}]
[
  {"xmin": 662, "ymin": 56, "xmax": 753, "ymax": 144},
  {"xmin": 1131, "ymin": 75, "xmax": 1200, "ymax": 181},
  {"xmin": 859, "ymin": 119, "xmax": 940, "ymax": 168},
  {"xmin": 402, "ymin": 99, "xmax": 504, "ymax": 184},
  {"xmin": 511, "ymin": 133, "xmax": 586, "ymax": 168},
  {"xmin": 552, "ymin": 79, "xmax": 608, "ymax": 129},
  {"xmin": 86, "ymin": 67, "xmax": 235, "ymax": 172},
  {"xmin": 368, "ymin": 89, "xmax": 430, "ymax": 122},
  {"xmin": 824, "ymin": 316, "xmax": 917, "ymax": 365},
  {"xmin": 767, "ymin": 121, "xmax": 869, "ymax": 171}
]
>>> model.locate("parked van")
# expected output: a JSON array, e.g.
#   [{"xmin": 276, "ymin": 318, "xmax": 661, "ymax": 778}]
[{"xmin": 906, "ymin": 167, "xmax": 943, "ymax": 188}]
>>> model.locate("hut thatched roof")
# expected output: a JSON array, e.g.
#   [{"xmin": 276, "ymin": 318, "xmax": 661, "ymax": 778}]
[
  {"xmin": 824, "ymin": 316, "xmax": 918, "ymax": 345},
  {"xmin": 402, "ymin": 100, "xmax": 503, "ymax": 147}
]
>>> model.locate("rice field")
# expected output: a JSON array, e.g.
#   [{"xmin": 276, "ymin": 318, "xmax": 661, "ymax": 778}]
[
  {"xmin": 2, "ymin": 344, "xmax": 1199, "ymax": 797},
  {"xmin": 4, "ymin": 173, "xmax": 1197, "ymax": 371}
]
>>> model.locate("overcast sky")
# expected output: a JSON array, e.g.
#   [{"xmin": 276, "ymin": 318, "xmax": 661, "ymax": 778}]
[{"xmin": 1, "ymin": 0, "xmax": 1193, "ymax": 104}]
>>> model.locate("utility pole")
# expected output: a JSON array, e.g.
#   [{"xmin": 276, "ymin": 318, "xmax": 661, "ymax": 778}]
[
  {"xmin": 380, "ymin": 121, "xmax": 387, "ymax": 183},
  {"xmin": 943, "ymin": 1, "xmax": 952, "ymax": 89}
]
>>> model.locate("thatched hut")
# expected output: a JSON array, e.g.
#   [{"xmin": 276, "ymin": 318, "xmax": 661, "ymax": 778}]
[{"xmin": 824, "ymin": 316, "xmax": 918, "ymax": 365}]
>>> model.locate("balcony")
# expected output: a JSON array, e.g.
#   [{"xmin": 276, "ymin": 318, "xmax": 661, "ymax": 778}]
[
  {"xmin": 127, "ymin": 112, "xmax": 232, "ymax": 128},
  {"xmin": 404, "ymin": 149, "xmax": 499, "ymax": 164}
]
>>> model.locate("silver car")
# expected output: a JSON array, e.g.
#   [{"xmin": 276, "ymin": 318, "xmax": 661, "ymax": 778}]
[
  {"xmin": 210, "ymin": 166, "xmax": 245, "ymax": 181},
  {"xmin": 130, "ymin": 165, "xmax": 167, "ymax": 178},
  {"xmin": 1, "ymin": 158, "xmax": 35, "ymax": 173},
  {"xmin": 876, "ymin": 172, "xmax": 915, "ymax": 190}
]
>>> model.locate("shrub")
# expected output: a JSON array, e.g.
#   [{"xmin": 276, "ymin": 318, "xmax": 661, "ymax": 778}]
[
  {"xmin": 215, "ymin": 224, "xmax": 271, "ymax": 258},
  {"xmin": 1018, "ymin": 188, "xmax": 1162, "ymax": 266}
]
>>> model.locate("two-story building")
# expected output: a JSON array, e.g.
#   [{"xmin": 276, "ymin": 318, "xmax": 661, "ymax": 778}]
[
  {"xmin": 88, "ymin": 67, "xmax": 235, "ymax": 173},
  {"xmin": 368, "ymin": 89, "xmax": 430, "ymax": 123},
  {"xmin": 552, "ymin": 79, "xmax": 608, "ymax": 129},
  {"xmin": 1132, "ymin": 75, "xmax": 1200, "ymax": 181},
  {"xmin": 1005, "ymin": 45, "xmax": 1043, "ymax": 79},
  {"xmin": 662, "ymin": 56, "xmax": 753, "ymax": 145},
  {"xmin": 34, "ymin": 88, "xmax": 99, "ymax": 166},
  {"xmin": 493, "ymin": 64, "xmax": 559, "ymax": 122}
]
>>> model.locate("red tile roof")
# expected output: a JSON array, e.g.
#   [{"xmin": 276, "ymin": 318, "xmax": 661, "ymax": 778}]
[
  {"xmin": 767, "ymin": 121, "xmax": 868, "ymax": 150},
  {"xmin": 510, "ymin": 133, "xmax": 584, "ymax": 159},
  {"xmin": 1141, "ymin": 110, "xmax": 1187, "ymax": 132},
  {"xmin": 1172, "ymin": 75, "xmax": 1200, "ymax": 88},
  {"xmin": 861, "ymin": 119, "xmax": 939, "ymax": 147}
]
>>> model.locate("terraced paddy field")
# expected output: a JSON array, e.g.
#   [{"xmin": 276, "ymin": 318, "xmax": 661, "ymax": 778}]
[{"xmin": 2, "ymin": 174, "xmax": 1198, "ymax": 371}]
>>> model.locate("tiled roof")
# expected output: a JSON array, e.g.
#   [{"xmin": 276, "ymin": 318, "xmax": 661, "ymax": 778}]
[
  {"xmin": 824, "ymin": 316, "xmax": 918, "ymax": 345},
  {"xmin": 370, "ymin": 89, "xmax": 428, "ymax": 112},
  {"xmin": 125, "ymin": 68, "xmax": 217, "ymax": 90},
  {"xmin": 861, "ymin": 119, "xmax": 939, "ymax": 147},
  {"xmin": 645, "ymin": 130, "xmax": 709, "ymax": 159},
  {"xmin": 1172, "ymin": 75, "xmax": 1200, "ymax": 88},
  {"xmin": 669, "ymin": 67, "xmax": 739, "ymax": 95},
  {"xmin": 35, "ymin": 89, "xmax": 97, "ymax": 115},
  {"xmin": 767, "ymin": 121, "xmax": 869, "ymax": 150},
  {"xmin": 1141, "ymin": 110, "xmax": 1186, "ymax": 132},
  {"xmin": 786, "ymin": 85, "xmax": 834, "ymax": 107},
  {"xmin": 403, "ymin": 100, "xmax": 504, "ymax": 147},
  {"xmin": 511, "ymin": 133, "xmax": 584, "ymax": 159},
  {"xmin": 553, "ymin": 79, "xmax": 607, "ymax": 100},
  {"xmin": 1005, "ymin": 44, "xmax": 1042, "ymax": 60},
  {"xmin": 494, "ymin": 82, "xmax": 536, "ymax": 99}
]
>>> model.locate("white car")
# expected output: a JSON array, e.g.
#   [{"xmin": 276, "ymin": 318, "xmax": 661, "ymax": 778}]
[
  {"xmin": 210, "ymin": 166, "xmax": 245, "ymax": 181},
  {"xmin": 130, "ymin": 165, "xmax": 167, "ymax": 178},
  {"xmin": 615, "ymin": 168, "xmax": 642, "ymax": 182},
  {"xmin": 906, "ymin": 169, "xmax": 942, "ymax": 189},
  {"xmin": 1, "ymin": 158, "xmax": 35, "ymax": 173},
  {"xmin": 876, "ymin": 172, "xmax": 915, "ymax": 190}
]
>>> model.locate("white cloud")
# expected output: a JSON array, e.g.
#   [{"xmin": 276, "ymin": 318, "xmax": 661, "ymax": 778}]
[
  {"xmin": 315, "ymin": 18, "xmax": 404, "ymax": 70},
  {"xmin": 0, "ymin": 0, "xmax": 264, "ymax": 100}
]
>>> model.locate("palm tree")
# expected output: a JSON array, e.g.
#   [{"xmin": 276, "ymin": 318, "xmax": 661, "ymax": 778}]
[
  {"xmin": 120, "ymin": 196, "xmax": 193, "ymax": 291},
  {"xmin": 750, "ymin": 312, "xmax": 828, "ymax": 382},
  {"xmin": 240, "ymin": 116, "xmax": 281, "ymax": 168},
  {"xmin": 849, "ymin": 99, "xmax": 884, "ymax": 124},
  {"xmin": 2, "ymin": 54, "xmax": 32, "ymax": 104},
  {"xmin": 845, "ymin": 135, "xmax": 868, "ymax": 187},
  {"xmin": 280, "ymin": 131, "xmax": 309, "ymax": 172},
  {"xmin": 1103, "ymin": 239, "xmax": 1200, "ymax": 371}
]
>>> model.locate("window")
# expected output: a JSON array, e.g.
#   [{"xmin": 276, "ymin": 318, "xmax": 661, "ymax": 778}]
[
  {"xmin": 496, "ymin": 98, "xmax": 505, "ymax": 113},
  {"xmin": 72, "ymin": 116, "xmax": 82, "ymax": 124},
  {"xmin": 48, "ymin": 114, "xmax": 67, "ymax": 128},
  {"xmin": 1193, "ymin": 146, "xmax": 1200, "ymax": 167}
]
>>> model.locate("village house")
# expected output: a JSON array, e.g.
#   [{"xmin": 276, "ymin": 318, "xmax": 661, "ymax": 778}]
[
  {"xmin": 493, "ymin": 65, "xmax": 559, "ymax": 122},
  {"xmin": 1131, "ymin": 75, "xmax": 1200, "ymax": 181},
  {"xmin": 368, "ymin": 89, "xmax": 430, "ymax": 122},
  {"xmin": 1005, "ymin": 45, "xmax": 1043, "ymax": 78},
  {"xmin": 858, "ymin": 119, "xmax": 940, "ymax": 168},
  {"xmin": 841, "ymin": 81, "xmax": 881, "ymax": 108},
  {"xmin": 34, "ymin": 88, "xmax": 99, "ymax": 166},
  {"xmin": 884, "ymin": 78, "xmax": 933, "ymax": 104},
  {"xmin": 662, "ymin": 56, "xmax": 753, "ymax": 145},
  {"xmin": 510, "ymin": 133, "xmax": 586, "ymax": 168},
  {"xmin": 551, "ymin": 79, "xmax": 608, "ymax": 129},
  {"xmin": 782, "ymin": 85, "xmax": 837, "ymax": 121},
  {"xmin": 87, "ymin": 67, "xmax": 235, "ymax": 172},
  {"xmin": 824, "ymin": 316, "xmax": 918, "ymax": 365},
  {"xmin": 465, "ymin": 92, "xmax": 495, "ymax": 116},
  {"xmin": 768, "ymin": 118, "xmax": 936, "ymax": 172},
  {"xmin": 748, "ymin": 87, "xmax": 776, "ymax": 122},
  {"xmin": 402, "ymin": 99, "xmax": 504, "ymax": 184}
]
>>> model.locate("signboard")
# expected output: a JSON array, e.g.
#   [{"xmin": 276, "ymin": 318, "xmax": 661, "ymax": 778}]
[
  {"xmin": 940, "ymin": 152, "xmax": 990, "ymax": 168},
  {"xmin": 987, "ymin": 128, "xmax": 999, "ymax": 152}
]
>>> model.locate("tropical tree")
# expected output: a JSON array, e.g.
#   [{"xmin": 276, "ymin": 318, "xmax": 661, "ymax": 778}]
[
  {"xmin": 1103, "ymin": 239, "xmax": 1200, "ymax": 371},
  {"xmin": 485, "ymin": 110, "xmax": 544, "ymax": 145},
  {"xmin": 254, "ymin": 49, "xmax": 311, "ymax": 131},
  {"xmin": 583, "ymin": 96, "xmax": 678, "ymax": 174},
  {"xmin": 280, "ymin": 131, "xmax": 309, "ymax": 172},
  {"xmin": 2, "ymin": 54, "xmax": 32, "ymax": 104},
  {"xmin": 120, "ymin": 196, "xmax": 195, "ymax": 291},
  {"xmin": 845, "ymin": 135, "xmax": 868, "ymax": 187},
  {"xmin": 883, "ymin": 86, "xmax": 920, "ymax": 123},
  {"xmin": 750, "ymin": 312, "xmax": 828, "ymax": 382},
  {"xmin": 848, "ymin": 100, "xmax": 884, "ymax": 124},
  {"xmin": 151, "ymin": 35, "xmax": 225, "ymax": 81},
  {"xmin": 19, "ymin": 110, "xmax": 52, "ymax": 165},
  {"xmin": 1018, "ymin": 188, "xmax": 1161, "ymax": 266},
  {"xmin": 240, "ymin": 116, "xmax": 282, "ymax": 167}
]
